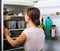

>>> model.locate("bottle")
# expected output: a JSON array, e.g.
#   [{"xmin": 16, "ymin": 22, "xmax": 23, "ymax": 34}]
[
  {"xmin": 4, "ymin": 7, "xmax": 8, "ymax": 15},
  {"xmin": 51, "ymin": 25, "xmax": 56, "ymax": 40},
  {"xmin": 40, "ymin": 17, "xmax": 45, "ymax": 32},
  {"xmin": 18, "ymin": 21, "xmax": 21, "ymax": 28},
  {"xmin": 10, "ymin": 31, "xmax": 16, "ymax": 38},
  {"xmin": 16, "ymin": 21, "xmax": 18, "ymax": 29},
  {"xmin": 45, "ymin": 16, "xmax": 52, "ymax": 40}
]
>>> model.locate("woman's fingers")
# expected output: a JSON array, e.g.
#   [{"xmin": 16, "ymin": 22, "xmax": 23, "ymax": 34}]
[{"xmin": 4, "ymin": 28, "xmax": 10, "ymax": 35}]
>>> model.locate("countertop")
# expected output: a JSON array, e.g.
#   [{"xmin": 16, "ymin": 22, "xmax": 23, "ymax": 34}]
[{"xmin": 44, "ymin": 40, "xmax": 60, "ymax": 51}]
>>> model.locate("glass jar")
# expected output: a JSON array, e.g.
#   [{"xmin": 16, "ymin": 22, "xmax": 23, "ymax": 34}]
[{"xmin": 51, "ymin": 25, "xmax": 56, "ymax": 40}]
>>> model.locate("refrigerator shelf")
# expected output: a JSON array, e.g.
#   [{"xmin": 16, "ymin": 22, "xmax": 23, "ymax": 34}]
[
  {"xmin": 9, "ymin": 28, "xmax": 25, "ymax": 31},
  {"xmin": 4, "ymin": 47, "xmax": 24, "ymax": 51}
]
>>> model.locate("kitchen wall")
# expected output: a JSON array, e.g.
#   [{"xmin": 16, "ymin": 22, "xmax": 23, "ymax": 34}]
[
  {"xmin": 34, "ymin": 0, "xmax": 60, "ymax": 14},
  {"xmin": 38, "ymin": 6, "xmax": 60, "ymax": 14},
  {"xmin": 34, "ymin": 0, "xmax": 60, "ymax": 37}
]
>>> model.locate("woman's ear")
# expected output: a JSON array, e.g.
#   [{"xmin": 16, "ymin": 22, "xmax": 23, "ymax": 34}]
[
  {"xmin": 27, "ymin": 16, "xmax": 30, "ymax": 21},
  {"xmin": 25, "ymin": 13, "xmax": 30, "ymax": 22}
]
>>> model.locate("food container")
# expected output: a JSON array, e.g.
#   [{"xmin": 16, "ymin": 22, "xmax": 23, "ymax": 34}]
[{"xmin": 7, "ymin": 21, "xmax": 16, "ymax": 29}]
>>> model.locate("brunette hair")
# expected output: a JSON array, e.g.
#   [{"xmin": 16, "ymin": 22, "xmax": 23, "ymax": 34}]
[{"xmin": 26, "ymin": 7, "xmax": 40, "ymax": 26}]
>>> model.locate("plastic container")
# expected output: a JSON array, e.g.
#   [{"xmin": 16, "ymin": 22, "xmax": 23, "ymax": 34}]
[{"xmin": 45, "ymin": 16, "xmax": 52, "ymax": 40}]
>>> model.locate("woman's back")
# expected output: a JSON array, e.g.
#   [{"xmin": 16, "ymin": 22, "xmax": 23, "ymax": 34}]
[{"xmin": 23, "ymin": 27, "xmax": 45, "ymax": 51}]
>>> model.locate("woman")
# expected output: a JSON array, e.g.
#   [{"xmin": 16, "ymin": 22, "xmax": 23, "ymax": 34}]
[{"xmin": 4, "ymin": 7, "xmax": 45, "ymax": 51}]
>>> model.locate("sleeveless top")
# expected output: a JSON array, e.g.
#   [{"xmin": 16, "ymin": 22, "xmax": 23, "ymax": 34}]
[{"xmin": 23, "ymin": 27, "xmax": 45, "ymax": 51}]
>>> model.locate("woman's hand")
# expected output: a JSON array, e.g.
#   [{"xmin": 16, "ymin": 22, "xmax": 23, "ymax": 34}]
[{"xmin": 4, "ymin": 27, "xmax": 11, "ymax": 36}]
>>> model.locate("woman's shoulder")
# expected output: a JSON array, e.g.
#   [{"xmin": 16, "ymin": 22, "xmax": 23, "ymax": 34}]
[
  {"xmin": 24, "ymin": 28, "xmax": 30, "ymax": 31},
  {"xmin": 23, "ymin": 28, "xmax": 30, "ymax": 33},
  {"xmin": 23, "ymin": 27, "xmax": 44, "ymax": 32}
]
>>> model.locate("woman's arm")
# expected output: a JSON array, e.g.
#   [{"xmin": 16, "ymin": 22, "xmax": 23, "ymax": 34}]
[{"xmin": 4, "ymin": 28, "xmax": 27, "ymax": 47}]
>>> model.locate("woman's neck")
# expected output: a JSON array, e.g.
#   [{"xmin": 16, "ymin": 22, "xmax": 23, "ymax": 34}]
[{"xmin": 28, "ymin": 21, "xmax": 37, "ymax": 28}]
